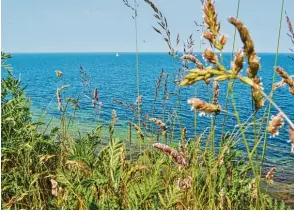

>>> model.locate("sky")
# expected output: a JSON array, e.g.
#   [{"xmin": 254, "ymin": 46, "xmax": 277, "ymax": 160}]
[{"xmin": 1, "ymin": 0, "xmax": 294, "ymax": 53}]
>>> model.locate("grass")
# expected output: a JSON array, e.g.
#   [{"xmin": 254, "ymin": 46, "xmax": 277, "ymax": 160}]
[{"xmin": 1, "ymin": 0, "xmax": 294, "ymax": 210}]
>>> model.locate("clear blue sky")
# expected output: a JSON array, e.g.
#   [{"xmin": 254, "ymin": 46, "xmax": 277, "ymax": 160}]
[{"xmin": 2, "ymin": 0, "xmax": 294, "ymax": 53}]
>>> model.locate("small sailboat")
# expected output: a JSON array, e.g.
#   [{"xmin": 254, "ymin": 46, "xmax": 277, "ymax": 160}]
[{"xmin": 116, "ymin": 52, "xmax": 119, "ymax": 57}]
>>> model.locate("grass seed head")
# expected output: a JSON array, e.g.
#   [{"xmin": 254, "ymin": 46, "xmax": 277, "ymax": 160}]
[
  {"xmin": 182, "ymin": 55, "xmax": 204, "ymax": 69},
  {"xmin": 203, "ymin": 0, "xmax": 220, "ymax": 36},
  {"xmin": 267, "ymin": 112, "xmax": 284, "ymax": 136},
  {"xmin": 128, "ymin": 121, "xmax": 144, "ymax": 140},
  {"xmin": 136, "ymin": 95, "xmax": 143, "ymax": 106},
  {"xmin": 228, "ymin": 17, "xmax": 260, "ymax": 78},
  {"xmin": 153, "ymin": 143, "xmax": 187, "ymax": 166},
  {"xmin": 149, "ymin": 117, "xmax": 167, "ymax": 137},
  {"xmin": 203, "ymin": 31, "xmax": 214, "ymax": 42},
  {"xmin": 232, "ymin": 50, "xmax": 244, "ymax": 75},
  {"xmin": 265, "ymin": 167, "xmax": 276, "ymax": 184},
  {"xmin": 213, "ymin": 81, "xmax": 219, "ymax": 106},
  {"xmin": 55, "ymin": 70, "xmax": 63, "ymax": 78},
  {"xmin": 219, "ymin": 34, "xmax": 228, "ymax": 46},
  {"xmin": 203, "ymin": 48, "xmax": 218, "ymax": 64},
  {"xmin": 187, "ymin": 97, "xmax": 221, "ymax": 114},
  {"xmin": 93, "ymin": 88, "xmax": 99, "ymax": 101},
  {"xmin": 252, "ymin": 77, "xmax": 264, "ymax": 111},
  {"xmin": 112, "ymin": 109, "xmax": 118, "ymax": 125},
  {"xmin": 275, "ymin": 66, "xmax": 294, "ymax": 95}
]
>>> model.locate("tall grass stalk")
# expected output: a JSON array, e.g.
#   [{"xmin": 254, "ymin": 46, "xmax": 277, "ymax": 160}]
[
  {"xmin": 122, "ymin": 0, "xmax": 141, "ymax": 128},
  {"xmin": 260, "ymin": 0, "xmax": 285, "ymax": 167},
  {"xmin": 221, "ymin": 0, "xmax": 241, "ymax": 137}
]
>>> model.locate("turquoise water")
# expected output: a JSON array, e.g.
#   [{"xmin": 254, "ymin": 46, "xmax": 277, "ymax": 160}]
[{"xmin": 5, "ymin": 52, "xmax": 294, "ymax": 182}]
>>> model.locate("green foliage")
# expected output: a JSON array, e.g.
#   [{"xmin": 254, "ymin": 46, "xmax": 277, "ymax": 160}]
[{"xmin": 1, "ymin": 52, "xmax": 59, "ymax": 210}]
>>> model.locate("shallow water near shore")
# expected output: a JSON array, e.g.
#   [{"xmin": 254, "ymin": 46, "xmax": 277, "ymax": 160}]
[{"xmin": 7, "ymin": 52, "xmax": 294, "ymax": 185}]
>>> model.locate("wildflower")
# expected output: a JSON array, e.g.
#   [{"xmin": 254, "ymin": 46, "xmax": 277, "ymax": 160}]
[
  {"xmin": 187, "ymin": 98, "xmax": 221, "ymax": 114},
  {"xmin": 265, "ymin": 167, "xmax": 276, "ymax": 184},
  {"xmin": 267, "ymin": 112, "xmax": 284, "ymax": 137},
  {"xmin": 55, "ymin": 70, "xmax": 63, "ymax": 78},
  {"xmin": 203, "ymin": 48, "xmax": 218, "ymax": 64},
  {"xmin": 153, "ymin": 143, "xmax": 187, "ymax": 166}
]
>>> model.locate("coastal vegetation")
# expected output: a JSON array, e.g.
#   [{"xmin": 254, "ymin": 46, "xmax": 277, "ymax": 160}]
[{"xmin": 1, "ymin": 0, "xmax": 294, "ymax": 209}]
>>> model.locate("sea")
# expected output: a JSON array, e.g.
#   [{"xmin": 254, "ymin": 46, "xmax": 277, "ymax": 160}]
[{"xmin": 4, "ymin": 52, "xmax": 294, "ymax": 184}]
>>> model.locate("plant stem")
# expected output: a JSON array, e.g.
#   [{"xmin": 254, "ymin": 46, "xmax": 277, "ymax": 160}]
[
  {"xmin": 134, "ymin": 0, "xmax": 141, "ymax": 128},
  {"xmin": 261, "ymin": 0, "xmax": 285, "ymax": 167}
]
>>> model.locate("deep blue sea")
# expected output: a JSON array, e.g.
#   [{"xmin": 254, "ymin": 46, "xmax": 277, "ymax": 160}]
[{"xmin": 5, "ymin": 52, "xmax": 294, "ymax": 182}]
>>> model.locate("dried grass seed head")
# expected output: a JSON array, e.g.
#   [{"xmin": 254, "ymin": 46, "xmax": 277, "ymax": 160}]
[
  {"xmin": 153, "ymin": 143, "xmax": 187, "ymax": 166},
  {"xmin": 267, "ymin": 112, "xmax": 284, "ymax": 137},
  {"xmin": 55, "ymin": 70, "xmax": 63, "ymax": 78},
  {"xmin": 231, "ymin": 50, "xmax": 244, "ymax": 75},
  {"xmin": 275, "ymin": 66, "xmax": 294, "ymax": 95},
  {"xmin": 203, "ymin": 48, "xmax": 218, "ymax": 64},
  {"xmin": 187, "ymin": 97, "xmax": 221, "ymax": 114},
  {"xmin": 228, "ymin": 17, "xmax": 260, "ymax": 78},
  {"xmin": 252, "ymin": 77, "xmax": 264, "ymax": 111}
]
